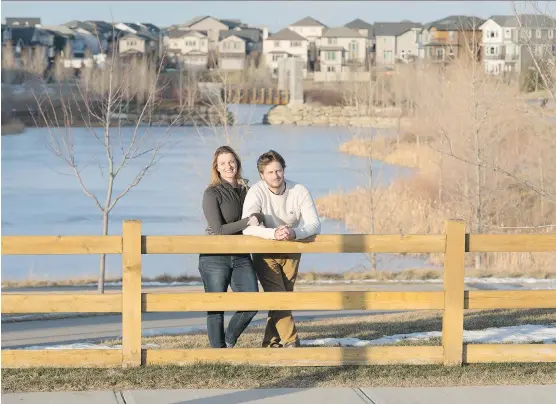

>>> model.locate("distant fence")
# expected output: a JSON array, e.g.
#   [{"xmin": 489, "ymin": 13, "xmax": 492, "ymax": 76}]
[{"xmin": 2, "ymin": 220, "xmax": 556, "ymax": 368}]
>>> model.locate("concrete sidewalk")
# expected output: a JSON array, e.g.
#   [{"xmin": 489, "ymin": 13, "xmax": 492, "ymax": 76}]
[{"xmin": 3, "ymin": 385, "xmax": 556, "ymax": 404}]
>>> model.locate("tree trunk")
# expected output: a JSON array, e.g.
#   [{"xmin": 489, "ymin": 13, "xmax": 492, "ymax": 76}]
[{"xmin": 98, "ymin": 210, "xmax": 109, "ymax": 294}]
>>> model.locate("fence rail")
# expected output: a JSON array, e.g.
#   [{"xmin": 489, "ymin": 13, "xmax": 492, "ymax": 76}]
[{"xmin": 2, "ymin": 219, "xmax": 556, "ymax": 368}]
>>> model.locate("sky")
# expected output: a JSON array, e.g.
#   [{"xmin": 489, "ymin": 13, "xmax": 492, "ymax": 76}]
[{"xmin": 0, "ymin": 1, "xmax": 543, "ymax": 31}]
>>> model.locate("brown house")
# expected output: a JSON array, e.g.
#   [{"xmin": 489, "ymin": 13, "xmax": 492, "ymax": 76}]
[{"xmin": 419, "ymin": 15, "xmax": 485, "ymax": 63}]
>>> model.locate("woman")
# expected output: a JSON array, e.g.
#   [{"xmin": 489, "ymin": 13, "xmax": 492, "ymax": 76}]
[{"xmin": 199, "ymin": 145, "xmax": 263, "ymax": 348}]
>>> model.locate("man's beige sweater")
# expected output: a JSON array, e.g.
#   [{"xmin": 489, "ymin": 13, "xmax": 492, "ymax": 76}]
[{"xmin": 241, "ymin": 179, "xmax": 321, "ymax": 240}]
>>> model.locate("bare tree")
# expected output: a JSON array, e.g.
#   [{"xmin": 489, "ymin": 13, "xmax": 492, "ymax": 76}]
[{"xmin": 31, "ymin": 51, "xmax": 187, "ymax": 293}]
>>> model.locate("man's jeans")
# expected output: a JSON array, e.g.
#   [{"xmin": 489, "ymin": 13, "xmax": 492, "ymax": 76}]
[{"xmin": 198, "ymin": 254, "xmax": 259, "ymax": 348}]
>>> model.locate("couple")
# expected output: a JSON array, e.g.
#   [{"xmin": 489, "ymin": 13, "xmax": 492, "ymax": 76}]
[{"xmin": 199, "ymin": 146, "xmax": 321, "ymax": 349}]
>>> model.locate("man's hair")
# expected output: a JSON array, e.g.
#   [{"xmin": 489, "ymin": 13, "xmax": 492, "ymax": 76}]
[{"xmin": 257, "ymin": 150, "xmax": 286, "ymax": 173}]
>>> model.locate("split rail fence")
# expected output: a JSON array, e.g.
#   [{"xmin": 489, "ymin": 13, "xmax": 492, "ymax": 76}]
[{"xmin": 2, "ymin": 219, "xmax": 556, "ymax": 368}]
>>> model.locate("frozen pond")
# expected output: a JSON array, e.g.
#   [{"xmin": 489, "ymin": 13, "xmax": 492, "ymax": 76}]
[{"xmin": 1, "ymin": 105, "xmax": 425, "ymax": 281}]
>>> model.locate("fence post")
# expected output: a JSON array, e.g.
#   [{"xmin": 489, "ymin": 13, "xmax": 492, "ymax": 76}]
[
  {"xmin": 122, "ymin": 220, "xmax": 142, "ymax": 367},
  {"xmin": 442, "ymin": 219, "xmax": 466, "ymax": 366}
]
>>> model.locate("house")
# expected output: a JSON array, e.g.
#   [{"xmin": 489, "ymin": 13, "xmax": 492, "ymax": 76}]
[
  {"xmin": 480, "ymin": 14, "xmax": 556, "ymax": 75},
  {"xmin": 165, "ymin": 30, "xmax": 209, "ymax": 70},
  {"xmin": 115, "ymin": 22, "xmax": 160, "ymax": 59},
  {"xmin": 318, "ymin": 27, "xmax": 367, "ymax": 72},
  {"xmin": 263, "ymin": 28, "xmax": 308, "ymax": 78},
  {"xmin": 119, "ymin": 33, "xmax": 146, "ymax": 55},
  {"xmin": 64, "ymin": 21, "xmax": 113, "ymax": 54},
  {"xmin": 218, "ymin": 34, "xmax": 249, "ymax": 70},
  {"xmin": 374, "ymin": 21, "xmax": 422, "ymax": 65},
  {"xmin": 41, "ymin": 25, "xmax": 87, "ymax": 67},
  {"xmin": 419, "ymin": 15, "xmax": 485, "ymax": 64},
  {"xmin": 169, "ymin": 16, "xmax": 242, "ymax": 50},
  {"xmin": 288, "ymin": 16, "xmax": 327, "ymax": 70},
  {"xmin": 345, "ymin": 18, "xmax": 375, "ymax": 50},
  {"xmin": 2, "ymin": 26, "xmax": 54, "ymax": 69},
  {"xmin": 219, "ymin": 29, "xmax": 262, "ymax": 69},
  {"xmin": 5, "ymin": 17, "xmax": 41, "ymax": 27}
]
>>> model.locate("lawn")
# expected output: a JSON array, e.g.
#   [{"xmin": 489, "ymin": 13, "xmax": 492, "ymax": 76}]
[{"xmin": 2, "ymin": 308, "xmax": 556, "ymax": 392}]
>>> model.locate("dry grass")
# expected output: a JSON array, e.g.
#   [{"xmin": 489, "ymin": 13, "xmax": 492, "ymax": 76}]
[{"xmin": 3, "ymin": 309, "xmax": 556, "ymax": 392}]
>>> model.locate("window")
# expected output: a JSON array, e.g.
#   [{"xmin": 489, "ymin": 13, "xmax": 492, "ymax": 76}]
[
  {"xmin": 327, "ymin": 66, "xmax": 335, "ymax": 72},
  {"xmin": 536, "ymin": 29, "xmax": 541, "ymax": 39},
  {"xmin": 489, "ymin": 46, "xmax": 495, "ymax": 55},
  {"xmin": 505, "ymin": 29, "xmax": 511, "ymax": 39},
  {"xmin": 383, "ymin": 50, "xmax": 392, "ymax": 61},
  {"xmin": 449, "ymin": 31, "xmax": 456, "ymax": 40},
  {"xmin": 272, "ymin": 54, "xmax": 282, "ymax": 62},
  {"xmin": 326, "ymin": 51, "xmax": 336, "ymax": 61},
  {"xmin": 291, "ymin": 41, "xmax": 302, "ymax": 47},
  {"xmin": 186, "ymin": 40, "xmax": 197, "ymax": 47},
  {"xmin": 436, "ymin": 48, "xmax": 444, "ymax": 58},
  {"xmin": 274, "ymin": 41, "xmax": 280, "ymax": 47},
  {"xmin": 349, "ymin": 41, "xmax": 358, "ymax": 60},
  {"xmin": 328, "ymin": 38, "xmax": 337, "ymax": 45}
]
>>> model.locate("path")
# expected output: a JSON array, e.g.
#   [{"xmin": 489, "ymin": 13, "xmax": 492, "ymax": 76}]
[{"xmin": 3, "ymin": 386, "xmax": 556, "ymax": 403}]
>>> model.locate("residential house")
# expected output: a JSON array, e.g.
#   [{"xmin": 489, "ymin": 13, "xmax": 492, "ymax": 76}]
[
  {"xmin": 374, "ymin": 21, "xmax": 422, "ymax": 65},
  {"xmin": 5, "ymin": 17, "xmax": 41, "ymax": 27},
  {"xmin": 41, "ymin": 25, "xmax": 87, "ymax": 67},
  {"xmin": 318, "ymin": 27, "xmax": 367, "ymax": 72},
  {"xmin": 263, "ymin": 28, "xmax": 308, "ymax": 78},
  {"xmin": 419, "ymin": 15, "xmax": 485, "ymax": 64},
  {"xmin": 288, "ymin": 16, "xmax": 327, "ymax": 70},
  {"xmin": 219, "ymin": 29, "xmax": 262, "ymax": 69},
  {"xmin": 218, "ymin": 34, "xmax": 249, "ymax": 70},
  {"xmin": 64, "ymin": 21, "xmax": 112, "ymax": 54},
  {"xmin": 116, "ymin": 22, "xmax": 160, "ymax": 59},
  {"xmin": 169, "ymin": 16, "xmax": 243, "ymax": 50},
  {"xmin": 345, "ymin": 18, "xmax": 375, "ymax": 65},
  {"xmin": 165, "ymin": 30, "xmax": 209, "ymax": 70},
  {"xmin": 480, "ymin": 14, "xmax": 556, "ymax": 75},
  {"xmin": 119, "ymin": 33, "xmax": 146, "ymax": 55},
  {"xmin": 2, "ymin": 26, "xmax": 54, "ymax": 69}
]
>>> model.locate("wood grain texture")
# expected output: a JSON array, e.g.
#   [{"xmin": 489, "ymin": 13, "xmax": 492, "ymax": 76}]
[
  {"xmin": 143, "ymin": 291, "xmax": 445, "ymax": 312},
  {"xmin": 145, "ymin": 346, "xmax": 444, "ymax": 366},
  {"xmin": 122, "ymin": 220, "xmax": 142, "ymax": 368},
  {"xmin": 468, "ymin": 234, "xmax": 556, "ymax": 252},
  {"xmin": 465, "ymin": 344, "xmax": 556, "ymax": 363},
  {"xmin": 142, "ymin": 234, "xmax": 446, "ymax": 254},
  {"xmin": 1, "ymin": 350, "xmax": 122, "ymax": 368},
  {"xmin": 1, "ymin": 294, "xmax": 122, "ymax": 313},
  {"xmin": 466, "ymin": 291, "xmax": 556, "ymax": 309},
  {"xmin": 442, "ymin": 220, "xmax": 466, "ymax": 366},
  {"xmin": 1, "ymin": 236, "xmax": 122, "ymax": 255}
]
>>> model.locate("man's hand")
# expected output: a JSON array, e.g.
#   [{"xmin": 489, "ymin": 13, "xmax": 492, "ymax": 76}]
[{"xmin": 275, "ymin": 226, "xmax": 296, "ymax": 241}]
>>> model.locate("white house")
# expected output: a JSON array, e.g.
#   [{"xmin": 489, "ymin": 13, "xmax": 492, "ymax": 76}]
[
  {"xmin": 166, "ymin": 30, "xmax": 209, "ymax": 70},
  {"xmin": 263, "ymin": 28, "xmax": 308, "ymax": 78},
  {"xmin": 480, "ymin": 15, "xmax": 556, "ymax": 75},
  {"xmin": 288, "ymin": 16, "xmax": 327, "ymax": 42},
  {"xmin": 169, "ymin": 16, "xmax": 242, "ymax": 50},
  {"xmin": 318, "ymin": 27, "xmax": 367, "ymax": 72},
  {"xmin": 374, "ymin": 21, "xmax": 422, "ymax": 65},
  {"xmin": 218, "ymin": 34, "xmax": 247, "ymax": 70},
  {"xmin": 119, "ymin": 33, "xmax": 146, "ymax": 54}
]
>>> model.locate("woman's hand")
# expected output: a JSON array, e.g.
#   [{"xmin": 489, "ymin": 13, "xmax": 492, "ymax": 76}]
[{"xmin": 247, "ymin": 215, "xmax": 259, "ymax": 227}]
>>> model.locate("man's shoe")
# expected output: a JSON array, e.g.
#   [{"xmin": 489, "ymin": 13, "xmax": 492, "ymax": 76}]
[
  {"xmin": 284, "ymin": 339, "xmax": 301, "ymax": 348},
  {"xmin": 268, "ymin": 342, "xmax": 283, "ymax": 348}
]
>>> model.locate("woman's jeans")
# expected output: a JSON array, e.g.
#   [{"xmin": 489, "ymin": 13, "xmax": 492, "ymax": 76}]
[{"xmin": 198, "ymin": 254, "xmax": 259, "ymax": 348}]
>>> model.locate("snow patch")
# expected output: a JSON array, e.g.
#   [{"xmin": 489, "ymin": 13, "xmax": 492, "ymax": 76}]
[{"xmin": 302, "ymin": 324, "xmax": 556, "ymax": 347}]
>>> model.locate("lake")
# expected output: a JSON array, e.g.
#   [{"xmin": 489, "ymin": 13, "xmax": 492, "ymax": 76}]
[{"xmin": 1, "ymin": 105, "xmax": 424, "ymax": 281}]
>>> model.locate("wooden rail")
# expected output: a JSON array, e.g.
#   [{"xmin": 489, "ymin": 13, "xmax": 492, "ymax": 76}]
[{"xmin": 2, "ymin": 219, "xmax": 556, "ymax": 368}]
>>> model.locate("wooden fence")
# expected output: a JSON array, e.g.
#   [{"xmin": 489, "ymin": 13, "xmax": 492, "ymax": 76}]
[{"xmin": 2, "ymin": 219, "xmax": 556, "ymax": 368}]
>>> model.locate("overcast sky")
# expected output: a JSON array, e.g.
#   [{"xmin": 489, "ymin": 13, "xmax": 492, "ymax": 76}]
[{"xmin": 1, "ymin": 1, "xmax": 550, "ymax": 31}]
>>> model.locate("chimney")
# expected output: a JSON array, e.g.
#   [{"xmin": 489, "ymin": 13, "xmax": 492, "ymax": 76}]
[{"xmin": 262, "ymin": 26, "xmax": 269, "ymax": 40}]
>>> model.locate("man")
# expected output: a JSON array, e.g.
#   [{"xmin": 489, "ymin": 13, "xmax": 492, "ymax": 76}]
[{"xmin": 242, "ymin": 150, "xmax": 321, "ymax": 348}]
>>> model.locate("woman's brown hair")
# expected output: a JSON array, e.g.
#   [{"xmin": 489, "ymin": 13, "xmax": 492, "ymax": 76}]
[{"xmin": 210, "ymin": 146, "xmax": 246, "ymax": 187}]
